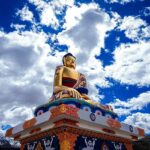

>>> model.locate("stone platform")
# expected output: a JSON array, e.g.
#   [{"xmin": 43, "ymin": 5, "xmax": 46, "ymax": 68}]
[{"xmin": 5, "ymin": 98, "xmax": 144, "ymax": 150}]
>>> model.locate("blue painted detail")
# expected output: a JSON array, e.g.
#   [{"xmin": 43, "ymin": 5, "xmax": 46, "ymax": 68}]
[
  {"xmin": 81, "ymin": 105, "xmax": 92, "ymax": 112},
  {"xmin": 75, "ymin": 136, "xmax": 127, "ymax": 150},
  {"xmin": 94, "ymin": 109, "xmax": 103, "ymax": 116},
  {"xmin": 129, "ymin": 125, "xmax": 133, "ymax": 133},
  {"xmin": 90, "ymin": 113, "xmax": 96, "ymax": 121},
  {"xmin": 34, "ymin": 106, "xmax": 47, "ymax": 116},
  {"xmin": 1, "ymin": 124, "xmax": 12, "ymax": 131},
  {"xmin": 105, "ymin": 113, "xmax": 112, "ymax": 119}
]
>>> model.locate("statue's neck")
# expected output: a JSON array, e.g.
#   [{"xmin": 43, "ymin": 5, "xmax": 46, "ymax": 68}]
[{"xmin": 64, "ymin": 66, "xmax": 76, "ymax": 70}]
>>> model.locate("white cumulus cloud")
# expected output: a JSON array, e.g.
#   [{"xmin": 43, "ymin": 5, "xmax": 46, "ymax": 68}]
[
  {"xmin": 3, "ymin": 106, "xmax": 33, "ymax": 126},
  {"xmin": 104, "ymin": 0, "xmax": 144, "ymax": 5},
  {"xmin": 118, "ymin": 16, "xmax": 149, "ymax": 41},
  {"xmin": 28, "ymin": 0, "xmax": 74, "ymax": 28},
  {"xmin": 109, "ymin": 91, "xmax": 150, "ymax": 115},
  {"xmin": 0, "ymin": 30, "xmax": 65, "ymax": 126},
  {"xmin": 16, "ymin": 6, "xmax": 34, "ymax": 22},
  {"xmin": 105, "ymin": 41, "xmax": 150, "ymax": 86},
  {"xmin": 40, "ymin": 4, "xmax": 59, "ymax": 27},
  {"xmin": 109, "ymin": 91, "xmax": 150, "ymax": 133}
]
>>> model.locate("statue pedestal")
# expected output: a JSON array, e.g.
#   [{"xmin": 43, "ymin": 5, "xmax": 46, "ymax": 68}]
[{"xmin": 5, "ymin": 102, "xmax": 144, "ymax": 150}]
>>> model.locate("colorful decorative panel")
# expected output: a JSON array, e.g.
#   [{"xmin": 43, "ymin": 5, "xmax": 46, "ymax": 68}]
[
  {"xmin": 34, "ymin": 98, "xmax": 118, "ymax": 119},
  {"xmin": 75, "ymin": 136, "xmax": 127, "ymax": 150},
  {"xmin": 24, "ymin": 135, "xmax": 59, "ymax": 150}
]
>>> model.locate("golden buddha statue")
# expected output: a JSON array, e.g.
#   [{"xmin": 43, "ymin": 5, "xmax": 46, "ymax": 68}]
[{"xmin": 49, "ymin": 53, "xmax": 96, "ymax": 104}]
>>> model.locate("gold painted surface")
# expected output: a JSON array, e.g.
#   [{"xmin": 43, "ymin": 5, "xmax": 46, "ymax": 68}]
[
  {"xmin": 54, "ymin": 66, "xmax": 64, "ymax": 87},
  {"xmin": 60, "ymin": 105, "xmax": 67, "ymax": 113},
  {"xmin": 62, "ymin": 67, "xmax": 79, "ymax": 79},
  {"xmin": 60, "ymin": 140, "xmax": 71, "ymax": 150},
  {"xmin": 63, "ymin": 55, "xmax": 76, "ymax": 69},
  {"xmin": 50, "ymin": 53, "xmax": 95, "ymax": 104}
]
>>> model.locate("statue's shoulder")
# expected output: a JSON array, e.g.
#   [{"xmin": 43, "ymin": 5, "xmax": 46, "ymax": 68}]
[{"xmin": 55, "ymin": 65, "xmax": 64, "ymax": 73}]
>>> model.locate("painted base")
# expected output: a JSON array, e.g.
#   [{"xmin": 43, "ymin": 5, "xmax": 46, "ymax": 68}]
[
  {"xmin": 6, "ymin": 100, "xmax": 144, "ymax": 150},
  {"xmin": 20, "ymin": 126, "xmax": 133, "ymax": 150}
]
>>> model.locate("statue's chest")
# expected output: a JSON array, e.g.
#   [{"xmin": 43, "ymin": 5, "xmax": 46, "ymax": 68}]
[{"xmin": 63, "ymin": 67, "xmax": 79, "ymax": 80}]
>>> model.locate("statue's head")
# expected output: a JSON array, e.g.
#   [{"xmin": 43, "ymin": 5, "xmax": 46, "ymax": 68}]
[{"xmin": 63, "ymin": 53, "xmax": 76, "ymax": 69}]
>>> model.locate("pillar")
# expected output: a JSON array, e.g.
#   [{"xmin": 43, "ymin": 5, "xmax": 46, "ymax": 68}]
[{"xmin": 58, "ymin": 131, "xmax": 78, "ymax": 150}]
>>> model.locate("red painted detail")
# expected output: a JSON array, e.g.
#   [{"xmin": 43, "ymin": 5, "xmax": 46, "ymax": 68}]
[
  {"xmin": 54, "ymin": 119, "xmax": 78, "ymax": 127},
  {"xmin": 5, "ymin": 128, "xmax": 13, "ymax": 137},
  {"xmin": 137, "ymin": 128, "xmax": 145, "ymax": 136},
  {"xmin": 102, "ymin": 128, "xmax": 115, "ymax": 134},
  {"xmin": 23, "ymin": 118, "xmax": 36, "ymax": 129},
  {"xmin": 29, "ymin": 128, "xmax": 41, "ymax": 134},
  {"xmin": 14, "ymin": 134, "xmax": 21, "ymax": 140},
  {"xmin": 107, "ymin": 118, "xmax": 122, "ymax": 128},
  {"xmin": 50, "ymin": 104, "xmax": 79, "ymax": 120},
  {"xmin": 131, "ymin": 135, "xmax": 138, "ymax": 140},
  {"xmin": 62, "ymin": 77, "xmax": 77, "ymax": 87}
]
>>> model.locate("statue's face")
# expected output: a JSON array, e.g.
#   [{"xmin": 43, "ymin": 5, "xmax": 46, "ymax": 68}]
[{"xmin": 64, "ymin": 56, "xmax": 76, "ymax": 69}]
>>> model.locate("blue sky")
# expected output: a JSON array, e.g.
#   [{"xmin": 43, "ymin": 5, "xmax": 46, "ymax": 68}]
[{"xmin": 0, "ymin": 0, "xmax": 150, "ymax": 135}]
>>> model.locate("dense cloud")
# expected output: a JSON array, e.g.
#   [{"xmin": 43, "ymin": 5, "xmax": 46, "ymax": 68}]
[
  {"xmin": 104, "ymin": 0, "xmax": 144, "ymax": 5},
  {"xmin": 109, "ymin": 91, "xmax": 150, "ymax": 115},
  {"xmin": 118, "ymin": 16, "xmax": 149, "ymax": 41},
  {"xmin": 0, "ymin": 31, "xmax": 52, "ymax": 126},
  {"xmin": 58, "ymin": 4, "xmax": 115, "ymax": 57}
]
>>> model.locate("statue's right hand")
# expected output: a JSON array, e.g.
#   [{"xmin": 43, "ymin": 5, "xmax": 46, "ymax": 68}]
[{"xmin": 68, "ymin": 88, "xmax": 81, "ymax": 99}]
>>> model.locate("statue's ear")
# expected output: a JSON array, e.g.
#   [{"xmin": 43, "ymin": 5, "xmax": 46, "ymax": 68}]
[
  {"xmin": 62, "ymin": 55, "xmax": 67, "ymax": 65},
  {"xmin": 63, "ymin": 58, "xmax": 66, "ymax": 66}
]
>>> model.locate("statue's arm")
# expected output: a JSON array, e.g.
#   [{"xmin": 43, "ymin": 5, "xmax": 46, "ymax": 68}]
[
  {"xmin": 73, "ymin": 73, "xmax": 87, "ymax": 89},
  {"xmin": 53, "ymin": 66, "xmax": 64, "ymax": 94}
]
